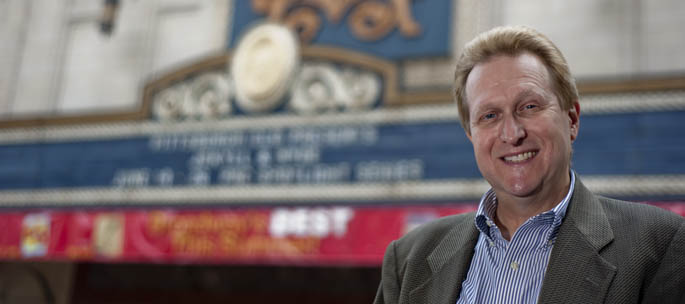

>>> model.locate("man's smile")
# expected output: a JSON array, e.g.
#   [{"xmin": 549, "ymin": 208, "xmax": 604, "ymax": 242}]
[{"xmin": 500, "ymin": 150, "xmax": 538, "ymax": 164}]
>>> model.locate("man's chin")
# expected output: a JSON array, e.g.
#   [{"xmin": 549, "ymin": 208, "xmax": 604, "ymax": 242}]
[{"xmin": 492, "ymin": 181, "xmax": 542, "ymax": 200}]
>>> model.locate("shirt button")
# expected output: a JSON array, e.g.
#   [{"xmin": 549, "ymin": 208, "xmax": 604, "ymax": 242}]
[
  {"xmin": 486, "ymin": 220, "xmax": 494, "ymax": 227},
  {"xmin": 488, "ymin": 240, "xmax": 495, "ymax": 247},
  {"xmin": 547, "ymin": 240, "xmax": 554, "ymax": 246},
  {"xmin": 510, "ymin": 261, "xmax": 519, "ymax": 270}
]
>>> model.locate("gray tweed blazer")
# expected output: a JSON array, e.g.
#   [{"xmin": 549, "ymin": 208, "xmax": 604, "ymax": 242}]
[{"xmin": 374, "ymin": 179, "xmax": 685, "ymax": 304}]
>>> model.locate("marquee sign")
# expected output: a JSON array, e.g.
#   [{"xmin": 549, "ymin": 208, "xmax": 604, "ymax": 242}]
[
  {"xmin": 1, "ymin": 1, "xmax": 685, "ymax": 267},
  {"xmin": 0, "ymin": 1, "xmax": 684, "ymax": 209},
  {"xmin": 1, "ymin": 106, "xmax": 685, "ymax": 207}
]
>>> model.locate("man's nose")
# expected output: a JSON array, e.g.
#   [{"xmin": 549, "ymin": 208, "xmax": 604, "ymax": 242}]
[{"xmin": 499, "ymin": 115, "xmax": 526, "ymax": 144}]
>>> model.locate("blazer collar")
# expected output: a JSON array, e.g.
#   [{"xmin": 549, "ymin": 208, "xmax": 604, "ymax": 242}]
[
  {"xmin": 409, "ymin": 212, "xmax": 479, "ymax": 304},
  {"xmin": 562, "ymin": 178, "xmax": 614, "ymax": 249},
  {"xmin": 538, "ymin": 178, "xmax": 617, "ymax": 303}
]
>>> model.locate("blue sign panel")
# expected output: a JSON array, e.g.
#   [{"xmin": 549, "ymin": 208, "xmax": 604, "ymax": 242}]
[
  {"xmin": 0, "ymin": 121, "xmax": 474, "ymax": 190},
  {"xmin": 574, "ymin": 110, "xmax": 685, "ymax": 175},
  {"xmin": 0, "ymin": 111, "xmax": 684, "ymax": 194},
  {"xmin": 229, "ymin": 0, "xmax": 453, "ymax": 59}
]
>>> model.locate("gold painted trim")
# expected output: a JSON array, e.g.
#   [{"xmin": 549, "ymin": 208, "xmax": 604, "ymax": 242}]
[{"xmin": 577, "ymin": 76, "xmax": 685, "ymax": 95}]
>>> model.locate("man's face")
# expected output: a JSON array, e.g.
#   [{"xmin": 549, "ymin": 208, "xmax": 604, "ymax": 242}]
[{"xmin": 464, "ymin": 53, "xmax": 579, "ymax": 201}]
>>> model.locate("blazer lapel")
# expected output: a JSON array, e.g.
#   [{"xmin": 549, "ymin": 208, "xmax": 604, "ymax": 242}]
[
  {"xmin": 538, "ymin": 180, "xmax": 617, "ymax": 303},
  {"xmin": 408, "ymin": 214, "xmax": 479, "ymax": 304}
]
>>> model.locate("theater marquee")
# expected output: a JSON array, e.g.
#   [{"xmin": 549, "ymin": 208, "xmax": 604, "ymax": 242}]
[{"xmin": 1, "ymin": 0, "xmax": 685, "ymax": 265}]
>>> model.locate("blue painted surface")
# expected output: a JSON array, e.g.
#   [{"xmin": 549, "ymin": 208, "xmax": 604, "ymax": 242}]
[
  {"xmin": 573, "ymin": 111, "xmax": 685, "ymax": 175},
  {"xmin": 0, "ymin": 111, "xmax": 684, "ymax": 191},
  {"xmin": 229, "ymin": 0, "xmax": 453, "ymax": 59},
  {"xmin": 0, "ymin": 123, "xmax": 474, "ymax": 189}
]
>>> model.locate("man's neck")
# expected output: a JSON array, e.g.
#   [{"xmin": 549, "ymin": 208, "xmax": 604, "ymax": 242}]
[{"xmin": 493, "ymin": 176, "xmax": 571, "ymax": 241}]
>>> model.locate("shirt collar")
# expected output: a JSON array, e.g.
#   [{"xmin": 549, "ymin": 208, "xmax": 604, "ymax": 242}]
[{"xmin": 474, "ymin": 170, "xmax": 576, "ymax": 241}]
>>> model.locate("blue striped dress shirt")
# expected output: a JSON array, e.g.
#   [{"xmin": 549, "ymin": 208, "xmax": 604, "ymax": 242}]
[{"xmin": 456, "ymin": 172, "xmax": 575, "ymax": 304}]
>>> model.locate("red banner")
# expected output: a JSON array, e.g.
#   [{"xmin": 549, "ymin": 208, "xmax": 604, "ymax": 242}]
[{"xmin": 0, "ymin": 203, "xmax": 683, "ymax": 265}]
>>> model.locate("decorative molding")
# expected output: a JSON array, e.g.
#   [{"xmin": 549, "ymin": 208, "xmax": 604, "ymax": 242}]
[
  {"xmin": 0, "ymin": 104, "xmax": 458, "ymax": 144},
  {"xmin": 580, "ymin": 89, "xmax": 685, "ymax": 113},
  {"xmin": 0, "ymin": 180, "xmax": 487, "ymax": 207},
  {"xmin": 577, "ymin": 76, "xmax": 685, "ymax": 94},
  {"xmin": 0, "ymin": 175, "xmax": 683, "ymax": 207}
]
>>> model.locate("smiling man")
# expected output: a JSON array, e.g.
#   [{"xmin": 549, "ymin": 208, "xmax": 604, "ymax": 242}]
[{"xmin": 374, "ymin": 26, "xmax": 685, "ymax": 304}]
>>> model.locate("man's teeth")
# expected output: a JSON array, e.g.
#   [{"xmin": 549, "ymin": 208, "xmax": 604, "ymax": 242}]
[{"xmin": 504, "ymin": 152, "xmax": 536, "ymax": 163}]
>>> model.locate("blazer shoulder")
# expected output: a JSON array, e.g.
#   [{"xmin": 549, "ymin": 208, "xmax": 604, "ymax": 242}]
[
  {"xmin": 598, "ymin": 196, "xmax": 683, "ymax": 226},
  {"xmin": 597, "ymin": 196, "xmax": 684, "ymax": 242},
  {"xmin": 400, "ymin": 212, "xmax": 476, "ymax": 243},
  {"xmin": 393, "ymin": 211, "xmax": 476, "ymax": 259}
]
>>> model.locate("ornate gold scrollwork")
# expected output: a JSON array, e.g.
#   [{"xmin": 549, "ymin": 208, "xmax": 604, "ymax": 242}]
[
  {"xmin": 284, "ymin": 7, "xmax": 321, "ymax": 43},
  {"xmin": 250, "ymin": 0, "xmax": 421, "ymax": 43},
  {"xmin": 303, "ymin": 0, "xmax": 362, "ymax": 23},
  {"xmin": 391, "ymin": 0, "xmax": 421, "ymax": 37},
  {"xmin": 348, "ymin": 2, "xmax": 396, "ymax": 41},
  {"xmin": 252, "ymin": 0, "xmax": 294, "ymax": 21}
]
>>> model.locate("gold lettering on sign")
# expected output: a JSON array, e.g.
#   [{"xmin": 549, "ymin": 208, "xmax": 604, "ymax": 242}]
[
  {"xmin": 252, "ymin": 0, "xmax": 293, "ymax": 21},
  {"xmin": 285, "ymin": 7, "xmax": 321, "ymax": 43},
  {"xmin": 304, "ymin": 0, "xmax": 362, "ymax": 23},
  {"xmin": 391, "ymin": 0, "xmax": 421, "ymax": 37},
  {"xmin": 348, "ymin": 1, "xmax": 395, "ymax": 41},
  {"xmin": 250, "ymin": 0, "xmax": 421, "ymax": 43}
]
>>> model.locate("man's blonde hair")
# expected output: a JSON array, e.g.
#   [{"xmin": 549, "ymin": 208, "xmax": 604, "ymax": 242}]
[{"xmin": 454, "ymin": 26, "xmax": 578, "ymax": 133}]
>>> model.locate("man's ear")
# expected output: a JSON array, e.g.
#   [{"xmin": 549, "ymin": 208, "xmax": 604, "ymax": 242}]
[{"xmin": 569, "ymin": 101, "xmax": 580, "ymax": 141}]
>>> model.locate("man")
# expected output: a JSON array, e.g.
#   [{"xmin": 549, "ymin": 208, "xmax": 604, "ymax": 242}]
[{"xmin": 374, "ymin": 26, "xmax": 685, "ymax": 304}]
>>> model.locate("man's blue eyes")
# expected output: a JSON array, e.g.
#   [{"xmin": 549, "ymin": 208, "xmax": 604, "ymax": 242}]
[{"xmin": 480, "ymin": 104, "xmax": 539, "ymax": 121}]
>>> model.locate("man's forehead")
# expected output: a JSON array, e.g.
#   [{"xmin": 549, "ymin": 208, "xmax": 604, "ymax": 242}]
[{"xmin": 465, "ymin": 53, "xmax": 553, "ymax": 108}]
